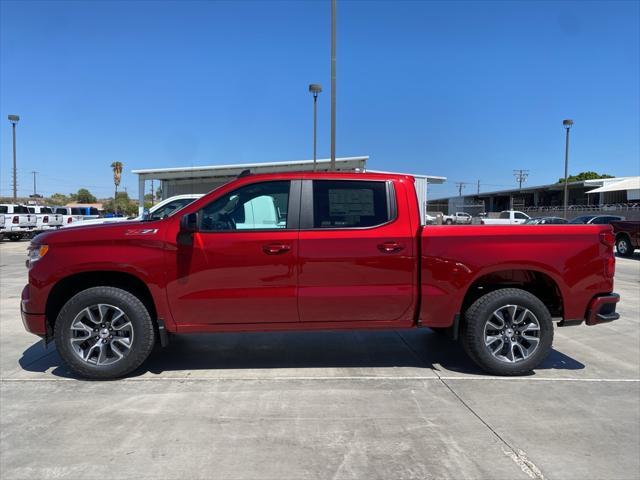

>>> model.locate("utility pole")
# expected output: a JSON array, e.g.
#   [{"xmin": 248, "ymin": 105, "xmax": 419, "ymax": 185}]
[
  {"xmin": 513, "ymin": 169, "xmax": 529, "ymax": 191},
  {"xmin": 8, "ymin": 115, "xmax": 19, "ymax": 200},
  {"xmin": 455, "ymin": 182, "xmax": 467, "ymax": 197},
  {"xmin": 330, "ymin": 0, "xmax": 336, "ymax": 171},
  {"xmin": 31, "ymin": 171, "xmax": 38, "ymax": 197},
  {"xmin": 151, "ymin": 179, "xmax": 155, "ymax": 206},
  {"xmin": 477, "ymin": 180, "xmax": 480, "ymax": 195}
]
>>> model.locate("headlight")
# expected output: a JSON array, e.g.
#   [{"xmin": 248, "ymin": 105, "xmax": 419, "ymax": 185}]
[{"xmin": 26, "ymin": 244, "xmax": 49, "ymax": 267}]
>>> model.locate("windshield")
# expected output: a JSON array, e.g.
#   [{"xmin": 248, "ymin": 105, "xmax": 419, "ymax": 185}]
[{"xmin": 148, "ymin": 198, "xmax": 197, "ymax": 220}]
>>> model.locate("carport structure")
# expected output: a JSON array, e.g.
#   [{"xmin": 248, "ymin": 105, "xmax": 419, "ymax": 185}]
[{"xmin": 133, "ymin": 156, "xmax": 446, "ymax": 222}]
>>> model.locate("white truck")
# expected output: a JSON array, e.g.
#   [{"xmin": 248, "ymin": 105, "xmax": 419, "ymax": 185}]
[
  {"xmin": 63, "ymin": 194, "xmax": 203, "ymax": 229},
  {"xmin": 0, "ymin": 204, "xmax": 38, "ymax": 240},
  {"xmin": 442, "ymin": 212, "xmax": 473, "ymax": 225},
  {"xmin": 480, "ymin": 210, "xmax": 531, "ymax": 225},
  {"xmin": 53, "ymin": 207, "xmax": 85, "ymax": 226},
  {"xmin": 27, "ymin": 206, "xmax": 64, "ymax": 233}
]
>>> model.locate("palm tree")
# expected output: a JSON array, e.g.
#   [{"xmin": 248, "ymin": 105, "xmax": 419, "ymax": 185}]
[{"xmin": 111, "ymin": 161, "xmax": 123, "ymax": 213}]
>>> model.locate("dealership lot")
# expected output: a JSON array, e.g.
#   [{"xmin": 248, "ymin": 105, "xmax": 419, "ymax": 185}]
[{"xmin": 1, "ymin": 240, "xmax": 638, "ymax": 479}]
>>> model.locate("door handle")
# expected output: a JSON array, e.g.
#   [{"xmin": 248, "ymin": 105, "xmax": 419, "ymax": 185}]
[
  {"xmin": 377, "ymin": 241, "xmax": 405, "ymax": 253},
  {"xmin": 262, "ymin": 243, "xmax": 292, "ymax": 255}
]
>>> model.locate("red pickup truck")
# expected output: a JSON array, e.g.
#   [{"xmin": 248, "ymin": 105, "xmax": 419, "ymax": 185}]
[{"xmin": 21, "ymin": 172, "xmax": 620, "ymax": 379}]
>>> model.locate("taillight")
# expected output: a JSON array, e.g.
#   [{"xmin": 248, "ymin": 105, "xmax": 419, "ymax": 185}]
[
  {"xmin": 43, "ymin": 216, "xmax": 49, "ymax": 223},
  {"xmin": 599, "ymin": 231, "xmax": 615, "ymax": 250},
  {"xmin": 13, "ymin": 216, "xmax": 19, "ymax": 224},
  {"xmin": 606, "ymin": 256, "xmax": 616, "ymax": 278},
  {"xmin": 480, "ymin": 219, "xmax": 485, "ymax": 225},
  {"xmin": 600, "ymin": 230, "xmax": 616, "ymax": 278},
  {"xmin": 67, "ymin": 217, "xmax": 73, "ymax": 223}
]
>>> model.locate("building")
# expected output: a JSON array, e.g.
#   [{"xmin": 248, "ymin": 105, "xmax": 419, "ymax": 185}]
[
  {"xmin": 132, "ymin": 156, "xmax": 446, "ymax": 222},
  {"xmin": 428, "ymin": 176, "xmax": 640, "ymax": 219}
]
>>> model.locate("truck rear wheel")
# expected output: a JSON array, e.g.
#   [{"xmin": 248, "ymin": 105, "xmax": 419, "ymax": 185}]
[
  {"xmin": 462, "ymin": 288, "xmax": 553, "ymax": 375},
  {"xmin": 54, "ymin": 286, "xmax": 156, "ymax": 379}
]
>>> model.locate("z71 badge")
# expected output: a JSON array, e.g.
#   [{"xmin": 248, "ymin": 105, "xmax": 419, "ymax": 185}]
[{"xmin": 124, "ymin": 228, "xmax": 158, "ymax": 236}]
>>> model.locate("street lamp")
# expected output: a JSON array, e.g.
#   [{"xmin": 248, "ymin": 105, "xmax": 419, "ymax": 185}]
[
  {"xmin": 308, "ymin": 84, "xmax": 322, "ymax": 171},
  {"xmin": 562, "ymin": 119, "xmax": 574, "ymax": 219},
  {"xmin": 8, "ymin": 115, "xmax": 20, "ymax": 200}
]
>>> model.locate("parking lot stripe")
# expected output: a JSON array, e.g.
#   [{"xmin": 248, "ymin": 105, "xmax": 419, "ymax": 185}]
[{"xmin": 1, "ymin": 376, "xmax": 638, "ymax": 383}]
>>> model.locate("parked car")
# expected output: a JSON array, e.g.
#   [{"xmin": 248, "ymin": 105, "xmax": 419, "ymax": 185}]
[
  {"xmin": 523, "ymin": 217, "xmax": 569, "ymax": 225},
  {"xmin": 569, "ymin": 215, "xmax": 625, "ymax": 225},
  {"xmin": 481, "ymin": 210, "xmax": 531, "ymax": 225},
  {"xmin": 21, "ymin": 172, "xmax": 620, "ymax": 379},
  {"xmin": 611, "ymin": 220, "xmax": 640, "ymax": 257},
  {"xmin": 27, "ymin": 206, "xmax": 64, "ymax": 233},
  {"xmin": 63, "ymin": 194, "xmax": 203, "ymax": 229},
  {"xmin": 0, "ymin": 204, "xmax": 37, "ymax": 240},
  {"xmin": 443, "ymin": 212, "xmax": 472, "ymax": 225}
]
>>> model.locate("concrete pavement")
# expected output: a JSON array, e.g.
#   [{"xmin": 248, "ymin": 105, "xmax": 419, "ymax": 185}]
[{"xmin": 1, "ymin": 240, "xmax": 639, "ymax": 479}]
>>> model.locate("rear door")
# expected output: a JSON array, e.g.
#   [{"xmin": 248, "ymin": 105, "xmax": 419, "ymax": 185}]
[{"xmin": 297, "ymin": 178, "xmax": 416, "ymax": 325}]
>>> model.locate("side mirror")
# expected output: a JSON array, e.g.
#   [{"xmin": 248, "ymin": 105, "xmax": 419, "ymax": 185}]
[{"xmin": 180, "ymin": 213, "xmax": 198, "ymax": 233}]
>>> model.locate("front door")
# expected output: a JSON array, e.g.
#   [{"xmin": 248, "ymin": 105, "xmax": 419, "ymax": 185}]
[
  {"xmin": 297, "ymin": 179, "xmax": 416, "ymax": 325},
  {"xmin": 167, "ymin": 180, "xmax": 300, "ymax": 325}
]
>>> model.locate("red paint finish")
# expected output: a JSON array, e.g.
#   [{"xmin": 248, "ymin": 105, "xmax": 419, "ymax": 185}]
[{"xmin": 21, "ymin": 171, "xmax": 618, "ymax": 341}]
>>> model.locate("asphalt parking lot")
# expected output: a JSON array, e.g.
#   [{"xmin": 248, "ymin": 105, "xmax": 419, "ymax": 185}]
[{"xmin": 0, "ymin": 240, "xmax": 638, "ymax": 480}]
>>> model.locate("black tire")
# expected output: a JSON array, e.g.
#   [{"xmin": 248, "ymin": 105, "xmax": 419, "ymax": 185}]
[
  {"xmin": 54, "ymin": 286, "xmax": 155, "ymax": 379},
  {"xmin": 9, "ymin": 235, "xmax": 22, "ymax": 242},
  {"xmin": 462, "ymin": 288, "xmax": 553, "ymax": 376},
  {"xmin": 616, "ymin": 235, "xmax": 634, "ymax": 258}
]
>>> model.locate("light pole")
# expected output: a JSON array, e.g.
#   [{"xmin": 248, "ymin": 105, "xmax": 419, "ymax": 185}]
[
  {"xmin": 330, "ymin": 0, "xmax": 336, "ymax": 171},
  {"xmin": 309, "ymin": 84, "xmax": 322, "ymax": 171},
  {"xmin": 562, "ymin": 119, "xmax": 573, "ymax": 219},
  {"xmin": 8, "ymin": 115, "xmax": 19, "ymax": 200}
]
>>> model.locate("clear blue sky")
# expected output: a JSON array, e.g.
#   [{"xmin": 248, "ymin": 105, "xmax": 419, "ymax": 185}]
[{"xmin": 1, "ymin": 0, "xmax": 638, "ymax": 200}]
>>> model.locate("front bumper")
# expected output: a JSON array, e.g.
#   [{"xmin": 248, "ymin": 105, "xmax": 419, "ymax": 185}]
[{"xmin": 21, "ymin": 285, "xmax": 47, "ymax": 336}]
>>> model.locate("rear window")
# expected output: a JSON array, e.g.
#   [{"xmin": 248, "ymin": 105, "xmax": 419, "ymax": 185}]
[
  {"xmin": 14, "ymin": 206, "xmax": 29, "ymax": 213},
  {"xmin": 515, "ymin": 212, "xmax": 528, "ymax": 219},
  {"xmin": 0, "ymin": 206, "xmax": 7, "ymax": 214},
  {"xmin": 40, "ymin": 207, "xmax": 53, "ymax": 214},
  {"xmin": 71, "ymin": 208, "xmax": 84, "ymax": 215},
  {"xmin": 54, "ymin": 208, "xmax": 67, "ymax": 215},
  {"xmin": 312, "ymin": 180, "xmax": 390, "ymax": 228},
  {"xmin": 28, "ymin": 207, "xmax": 35, "ymax": 213},
  {"xmin": 499, "ymin": 212, "xmax": 510, "ymax": 219},
  {"xmin": 88, "ymin": 207, "xmax": 99, "ymax": 215},
  {"xmin": 570, "ymin": 216, "xmax": 594, "ymax": 224}
]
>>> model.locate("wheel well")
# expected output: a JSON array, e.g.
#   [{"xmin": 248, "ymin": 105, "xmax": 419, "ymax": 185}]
[
  {"xmin": 615, "ymin": 232, "xmax": 631, "ymax": 243},
  {"xmin": 461, "ymin": 270, "xmax": 563, "ymax": 318},
  {"xmin": 45, "ymin": 271, "xmax": 158, "ymax": 333}
]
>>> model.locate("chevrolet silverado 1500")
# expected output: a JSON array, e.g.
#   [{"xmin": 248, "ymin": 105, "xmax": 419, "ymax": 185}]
[{"xmin": 21, "ymin": 172, "xmax": 620, "ymax": 379}]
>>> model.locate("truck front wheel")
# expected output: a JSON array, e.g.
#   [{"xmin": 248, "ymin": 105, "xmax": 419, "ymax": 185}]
[
  {"xmin": 54, "ymin": 286, "xmax": 156, "ymax": 379},
  {"xmin": 462, "ymin": 288, "xmax": 553, "ymax": 375}
]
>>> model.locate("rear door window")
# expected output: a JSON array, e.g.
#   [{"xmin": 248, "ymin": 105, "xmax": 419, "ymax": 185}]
[{"xmin": 312, "ymin": 180, "xmax": 391, "ymax": 228}]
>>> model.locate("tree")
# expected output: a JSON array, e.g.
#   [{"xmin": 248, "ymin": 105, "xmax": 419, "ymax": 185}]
[
  {"xmin": 76, "ymin": 188, "xmax": 97, "ymax": 203},
  {"xmin": 111, "ymin": 161, "xmax": 124, "ymax": 213},
  {"xmin": 103, "ymin": 192, "xmax": 137, "ymax": 216},
  {"xmin": 49, "ymin": 193, "xmax": 69, "ymax": 206},
  {"xmin": 558, "ymin": 171, "xmax": 614, "ymax": 183}
]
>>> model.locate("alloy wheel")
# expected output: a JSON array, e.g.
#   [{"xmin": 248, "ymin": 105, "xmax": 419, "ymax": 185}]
[
  {"xmin": 483, "ymin": 304, "xmax": 540, "ymax": 363},
  {"xmin": 69, "ymin": 304, "xmax": 134, "ymax": 366}
]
